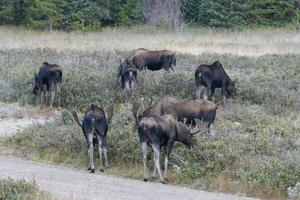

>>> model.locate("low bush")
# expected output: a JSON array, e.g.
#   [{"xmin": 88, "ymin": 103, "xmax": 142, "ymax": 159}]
[
  {"xmin": 0, "ymin": 49, "xmax": 299, "ymax": 114},
  {"xmin": 0, "ymin": 177, "xmax": 53, "ymax": 200},
  {"xmin": 2, "ymin": 49, "xmax": 300, "ymax": 199}
]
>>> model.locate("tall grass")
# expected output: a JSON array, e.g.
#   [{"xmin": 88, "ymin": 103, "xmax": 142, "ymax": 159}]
[{"xmin": 0, "ymin": 26, "xmax": 300, "ymax": 56}]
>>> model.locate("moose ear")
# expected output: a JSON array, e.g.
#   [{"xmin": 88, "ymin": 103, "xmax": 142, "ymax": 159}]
[
  {"xmin": 105, "ymin": 105, "xmax": 114, "ymax": 124},
  {"xmin": 119, "ymin": 58, "xmax": 122, "ymax": 65}
]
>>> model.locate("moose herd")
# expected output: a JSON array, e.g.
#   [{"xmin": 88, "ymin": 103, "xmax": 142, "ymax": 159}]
[{"xmin": 33, "ymin": 48, "xmax": 236, "ymax": 184}]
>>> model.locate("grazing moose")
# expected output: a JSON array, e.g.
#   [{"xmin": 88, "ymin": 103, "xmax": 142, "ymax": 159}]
[
  {"xmin": 33, "ymin": 62, "xmax": 62, "ymax": 108},
  {"xmin": 72, "ymin": 103, "xmax": 114, "ymax": 173},
  {"xmin": 195, "ymin": 61, "xmax": 237, "ymax": 105},
  {"xmin": 121, "ymin": 48, "xmax": 176, "ymax": 72},
  {"xmin": 132, "ymin": 103, "xmax": 207, "ymax": 183},
  {"xmin": 133, "ymin": 96, "xmax": 217, "ymax": 129},
  {"xmin": 117, "ymin": 59, "xmax": 138, "ymax": 100}
]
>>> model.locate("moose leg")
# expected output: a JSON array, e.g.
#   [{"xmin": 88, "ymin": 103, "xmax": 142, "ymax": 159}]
[
  {"xmin": 170, "ymin": 65, "xmax": 174, "ymax": 71},
  {"xmin": 50, "ymin": 84, "xmax": 55, "ymax": 108},
  {"xmin": 164, "ymin": 141, "xmax": 173, "ymax": 181},
  {"xmin": 205, "ymin": 87, "xmax": 212, "ymax": 100},
  {"xmin": 141, "ymin": 141, "xmax": 149, "ymax": 181},
  {"xmin": 103, "ymin": 137, "xmax": 108, "ymax": 168},
  {"xmin": 203, "ymin": 87, "xmax": 208, "ymax": 100},
  {"xmin": 40, "ymin": 91, "xmax": 44, "ymax": 108},
  {"xmin": 221, "ymin": 81, "xmax": 227, "ymax": 107},
  {"xmin": 152, "ymin": 163, "xmax": 157, "ymax": 179},
  {"xmin": 221, "ymin": 86, "xmax": 227, "ymax": 109},
  {"xmin": 87, "ymin": 133, "xmax": 95, "ymax": 173},
  {"xmin": 56, "ymin": 83, "xmax": 61, "ymax": 109},
  {"xmin": 195, "ymin": 85, "xmax": 202, "ymax": 99},
  {"xmin": 210, "ymin": 87, "xmax": 215, "ymax": 101},
  {"xmin": 152, "ymin": 144, "xmax": 164, "ymax": 183},
  {"xmin": 124, "ymin": 81, "xmax": 130, "ymax": 102},
  {"xmin": 98, "ymin": 137, "xmax": 104, "ymax": 172}
]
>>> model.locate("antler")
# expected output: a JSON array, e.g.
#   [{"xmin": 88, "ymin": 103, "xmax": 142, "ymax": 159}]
[
  {"xmin": 131, "ymin": 98, "xmax": 144, "ymax": 119},
  {"xmin": 189, "ymin": 119, "xmax": 210, "ymax": 136}
]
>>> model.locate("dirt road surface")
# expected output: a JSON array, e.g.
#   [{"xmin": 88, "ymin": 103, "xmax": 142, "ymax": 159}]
[
  {"xmin": 0, "ymin": 102, "xmax": 55, "ymax": 137},
  {"xmin": 0, "ymin": 156, "xmax": 256, "ymax": 200}
]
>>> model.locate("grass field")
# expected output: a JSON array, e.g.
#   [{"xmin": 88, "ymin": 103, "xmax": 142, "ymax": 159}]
[
  {"xmin": 1, "ymin": 26, "xmax": 300, "ymax": 56},
  {"xmin": 0, "ymin": 26, "xmax": 300, "ymax": 199}
]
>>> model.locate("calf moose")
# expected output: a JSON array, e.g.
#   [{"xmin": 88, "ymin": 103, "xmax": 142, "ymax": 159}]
[
  {"xmin": 195, "ymin": 61, "xmax": 237, "ymax": 105},
  {"xmin": 121, "ymin": 48, "xmax": 176, "ymax": 72},
  {"xmin": 72, "ymin": 104, "xmax": 114, "ymax": 173},
  {"xmin": 117, "ymin": 59, "xmax": 138, "ymax": 100},
  {"xmin": 132, "ymin": 103, "xmax": 207, "ymax": 183},
  {"xmin": 33, "ymin": 62, "xmax": 62, "ymax": 108}
]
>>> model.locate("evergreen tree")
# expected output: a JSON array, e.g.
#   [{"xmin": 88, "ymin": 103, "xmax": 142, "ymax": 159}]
[
  {"xmin": 0, "ymin": 0, "xmax": 15, "ymax": 25},
  {"xmin": 26, "ymin": 0, "xmax": 64, "ymax": 30},
  {"xmin": 13, "ymin": 0, "xmax": 26, "ymax": 25}
]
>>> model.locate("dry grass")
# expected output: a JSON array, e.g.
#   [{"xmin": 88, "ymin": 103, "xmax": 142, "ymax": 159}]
[{"xmin": 1, "ymin": 26, "xmax": 300, "ymax": 56}]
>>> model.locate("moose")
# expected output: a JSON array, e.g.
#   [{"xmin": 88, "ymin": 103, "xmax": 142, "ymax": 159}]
[
  {"xmin": 132, "ymin": 103, "xmax": 207, "ymax": 183},
  {"xmin": 33, "ymin": 62, "xmax": 62, "ymax": 108},
  {"xmin": 117, "ymin": 59, "xmax": 138, "ymax": 100},
  {"xmin": 195, "ymin": 61, "xmax": 237, "ymax": 105},
  {"xmin": 72, "ymin": 103, "xmax": 114, "ymax": 173},
  {"xmin": 120, "ymin": 48, "xmax": 176, "ymax": 72},
  {"xmin": 133, "ymin": 96, "xmax": 217, "ymax": 129}
]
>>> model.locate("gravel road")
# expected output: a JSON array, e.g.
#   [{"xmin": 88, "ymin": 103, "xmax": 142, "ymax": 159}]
[{"xmin": 0, "ymin": 156, "xmax": 257, "ymax": 200}]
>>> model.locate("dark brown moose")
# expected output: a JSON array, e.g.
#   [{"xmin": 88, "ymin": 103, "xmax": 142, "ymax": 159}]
[
  {"xmin": 33, "ymin": 62, "xmax": 62, "ymax": 108},
  {"xmin": 121, "ymin": 48, "xmax": 176, "ymax": 71},
  {"xmin": 195, "ymin": 61, "xmax": 237, "ymax": 105},
  {"xmin": 72, "ymin": 104, "xmax": 114, "ymax": 173},
  {"xmin": 117, "ymin": 59, "xmax": 138, "ymax": 100},
  {"xmin": 132, "ymin": 104, "xmax": 207, "ymax": 184}
]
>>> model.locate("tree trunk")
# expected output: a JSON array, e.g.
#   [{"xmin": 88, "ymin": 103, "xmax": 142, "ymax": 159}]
[{"xmin": 142, "ymin": 0, "xmax": 184, "ymax": 29}]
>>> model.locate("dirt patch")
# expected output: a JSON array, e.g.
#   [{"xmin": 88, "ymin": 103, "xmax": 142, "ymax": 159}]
[{"xmin": 0, "ymin": 102, "xmax": 57, "ymax": 137}]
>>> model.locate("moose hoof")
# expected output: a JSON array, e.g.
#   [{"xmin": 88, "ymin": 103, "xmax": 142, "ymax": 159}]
[
  {"xmin": 160, "ymin": 180, "xmax": 166, "ymax": 184},
  {"xmin": 143, "ymin": 178, "xmax": 148, "ymax": 182},
  {"xmin": 100, "ymin": 169, "xmax": 104, "ymax": 172},
  {"xmin": 90, "ymin": 169, "xmax": 95, "ymax": 173},
  {"xmin": 164, "ymin": 178, "xmax": 169, "ymax": 182}
]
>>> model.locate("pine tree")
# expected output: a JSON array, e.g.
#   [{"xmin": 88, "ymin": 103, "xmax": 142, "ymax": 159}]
[
  {"xmin": 0, "ymin": 0, "xmax": 15, "ymax": 25},
  {"xmin": 26, "ymin": 0, "xmax": 64, "ymax": 30}
]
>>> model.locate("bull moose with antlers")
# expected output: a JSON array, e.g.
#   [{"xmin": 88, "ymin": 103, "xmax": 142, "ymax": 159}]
[
  {"xmin": 133, "ymin": 96, "xmax": 217, "ymax": 129},
  {"xmin": 132, "ymin": 103, "xmax": 208, "ymax": 183}
]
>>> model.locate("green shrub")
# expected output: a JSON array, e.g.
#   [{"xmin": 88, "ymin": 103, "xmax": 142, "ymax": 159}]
[{"xmin": 0, "ymin": 177, "xmax": 52, "ymax": 200}]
